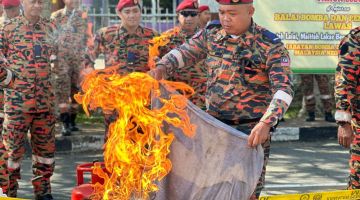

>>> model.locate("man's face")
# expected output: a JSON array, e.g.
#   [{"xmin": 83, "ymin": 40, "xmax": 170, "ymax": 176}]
[
  {"xmin": 219, "ymin": 4, "xmax": 254, "ymax": 35},
  {"xmin": 199, "ymin": 10, "xmax": 211, "ymax": 25},
  {"xmin": 178, "ymin": 9, "xmax": 199, "ymax": 32},
  {"xmin": 5, "ymin": 7, "xmax": 21, "ymax": 19},
  {"xmin": 21, "ymin": 0, "xmax": 44, "ymax": 18},
  {"xmin": 64, "ymin": 0, "xmax": 80, "ymax": 10},
  {"xmin": 118, "ymin": 5, "xmax": 141, "ymax": 29}
]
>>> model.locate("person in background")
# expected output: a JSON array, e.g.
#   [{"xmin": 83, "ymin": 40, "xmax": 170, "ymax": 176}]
[
  {"xmin": 0, "ymin": 0, "xmax": 21, "ymax": 196},
  {"xmin": 159, "ymin": 0, "xmax": 207, "ymax": 109},
  {"xmin": 335, "ymin": 26, "xmax": 359, "ymax": 190},
  {"xmin": 300, "ymin": 74, "xmax": 336, "ymax": 122},
  {"xmin": 198, "ymin": 5, "xmax": 211, "ymax": 29},
  {"xmin": 51, "ymin": 0, "xmax": 88, "ymax": 136},
  {"xmin": 0, "ymin": 0, "xmax": 57, "ymax": 199},
  {"xmin": 84, "ymin": 0, "xmax": 158, "ymax": 140}
]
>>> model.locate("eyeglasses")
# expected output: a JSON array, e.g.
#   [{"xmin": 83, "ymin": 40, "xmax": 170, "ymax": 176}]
[{"xmin": 180, "ymin": 11, "xmax": 198, "ymax": 17}]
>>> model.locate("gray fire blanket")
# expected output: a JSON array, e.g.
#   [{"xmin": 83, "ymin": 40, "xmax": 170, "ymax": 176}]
[{"xmin": 153, "ymin": 91, "xmax": 264, "ymax": 200}]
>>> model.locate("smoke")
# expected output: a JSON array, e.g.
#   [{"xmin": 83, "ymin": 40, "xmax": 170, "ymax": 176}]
[{"xmin": 48, "ymin": 8, "xmax": 89, "ymax": 56}]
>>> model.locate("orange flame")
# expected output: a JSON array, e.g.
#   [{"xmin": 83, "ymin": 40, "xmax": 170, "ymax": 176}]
[
  {"xmin": 75, "ymin": 67, "xmax": 196, "ymax": 200},
  {"xmin": 148, "ymin": 27, "xmax": 180, "ymax": 69}
]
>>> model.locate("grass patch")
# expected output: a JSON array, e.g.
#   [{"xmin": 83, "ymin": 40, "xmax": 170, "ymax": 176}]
[
  {"xmin": 284, "ymin": 106, "xmax": 301, "ymax": 119},
  {"xmin": 76, "ymin": 112, "xmax": 104, "ymax": 124}
]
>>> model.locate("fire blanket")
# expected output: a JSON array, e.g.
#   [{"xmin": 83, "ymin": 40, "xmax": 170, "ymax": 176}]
[{"xmin": 153, "ymin": 87, "xmax": 264, "ymax": 200}]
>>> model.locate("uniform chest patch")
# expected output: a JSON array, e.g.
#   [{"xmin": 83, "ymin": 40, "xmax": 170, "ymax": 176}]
[{"xmin": 280, "ymin": 55, "xmax": 290, "ymax": 67}]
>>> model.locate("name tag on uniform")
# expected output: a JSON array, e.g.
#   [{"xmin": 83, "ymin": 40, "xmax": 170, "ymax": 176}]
[
  {"xmin": 280, "ymin": 56, "xmax": 290, "ymax": 67},
  {"xmin": 34, "ymin": 45, "xmax": 42, "ymax": 59},
  {"xmin": 127, "ymin": 52, "xmax": 138, "ymax": 65}
]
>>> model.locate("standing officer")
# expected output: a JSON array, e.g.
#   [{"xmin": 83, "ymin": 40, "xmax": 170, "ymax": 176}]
[
  {"xmin": 0, "ymin": 0, "xmax": 56, "ymax": 199},
  {"xmin": 150, "ymin": 0, "xmax": 294, "ymax": 199},
  {"xmin": 335, "ymin": 26, "xmax": 359, "ymax": 189},
  {"xmin": 198, "ymin": 5, "xmax": 211, "ymax": 29},
  {"xmin": 0, "ymin": 0, "xmax": 21, "ymax": 195},
  {"xmin": 159, "ymin": 0, "xmax": 207, "ymax": 109},
  {"xmin": 84, "ymin": 0, "xmax": 158, "ymax": 139},
  {"xmin": 300, "ymin": 74, "xmax": 335, "ymax": 122},
  {"xmin": 51, "ymin": 0, "xmax": 88, "ymax": 136}
]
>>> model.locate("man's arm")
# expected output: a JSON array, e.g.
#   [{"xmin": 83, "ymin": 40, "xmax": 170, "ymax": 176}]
[
  {"xmin": 0, "ymin": 28, "xmax": 13, "ymax": 87},
  {"xmin": 83, "ymin": 28, "xmax": 105, "ymax": 70},
  {"xmin": 260, "ymin": 44, "xmax": 294, "ymax": 127},
  {"xmin": 153, "ymin": 30, "xmax": 208, "ymax": 80},
  {"xmin": 335, "ymin": 31, "xmax": 359, "ymax": 123},
  {"xmin": 335, "ymin": 30, "xmax": 359, "ymax": 148},
  {"xmin": 248, "ymin": 43, "xmax": 294, "ymax": 147}
]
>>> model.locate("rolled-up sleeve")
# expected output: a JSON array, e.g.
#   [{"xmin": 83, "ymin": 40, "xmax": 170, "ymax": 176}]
[{"xmin": 260, "ymin": 44, "xmax": 294, "ymax": 126}]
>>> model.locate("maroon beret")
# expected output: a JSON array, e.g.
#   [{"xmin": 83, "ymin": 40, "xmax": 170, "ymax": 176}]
[
  {"xmin": 216, "ymin": 0, "xmax": 253, "ymax": 4},
  {"xmin": 199, "ymin": 5, "xmax": 210, "ymax": 13},
  {"xmin": 3, "ymin": 0, "xmax": 20, "ymax": 8},
  {"xmin": 116, "ymin": 0, "xmax": 140, "ymax": 11},
  {"xmin": 176, "ymin": 0, "xmax": 199, "ymax": 12}
]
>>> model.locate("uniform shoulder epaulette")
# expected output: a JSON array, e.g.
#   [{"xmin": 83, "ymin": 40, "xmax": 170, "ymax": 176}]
[
  {"xmin": 350, "ymin": 27, "xmax": 360, "ymax": 35},
  {"xmin": 262, "ymin": 29, "xmax": 281, "ymax": 44},
  {"xmin": 206, "ymin": 20, "xmax": 221, "ymax": 30}
]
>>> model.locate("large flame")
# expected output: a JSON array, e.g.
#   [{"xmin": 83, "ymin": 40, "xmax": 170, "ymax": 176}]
[
  {"xmin": 148, "ymin": 27, "xmax": 180, "ymax": 69},
  {"xmin": 75, "ymin": 67, "xmax": 196, "ymax": 199}
]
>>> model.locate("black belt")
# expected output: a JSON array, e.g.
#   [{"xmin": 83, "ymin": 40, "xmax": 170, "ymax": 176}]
[{"xmin": 215, "ymin": 117, "xmax": 261, "ymax": 125}]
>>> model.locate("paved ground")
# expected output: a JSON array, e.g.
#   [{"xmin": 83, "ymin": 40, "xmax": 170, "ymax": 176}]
[
  {"xmin": 262, "ymin": 139, "xmax": 349, "ymax": 197},
  {"xmin": 13, "ymin": 139, "xmax": 349, "ymax": 199},
  {"xmin": 17, "ymin": 150, "xmax": 103, "ymax": 200}
]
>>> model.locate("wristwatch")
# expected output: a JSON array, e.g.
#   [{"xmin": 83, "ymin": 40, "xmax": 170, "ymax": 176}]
[{"xmin": 336, "ymin": 121, "xmax": 350, "ymax": 126}]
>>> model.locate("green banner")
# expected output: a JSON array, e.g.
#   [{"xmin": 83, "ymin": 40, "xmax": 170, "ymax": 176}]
[{"xmin": 253, "ymin": 0, "xmax": 360, "ymax": 74}]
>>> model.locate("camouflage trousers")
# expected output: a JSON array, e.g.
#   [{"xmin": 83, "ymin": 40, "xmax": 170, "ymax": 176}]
[
  {"xmin": 348, "ymin": 122, "xmax": 360, "ymax": 189},
  {"xmin": 232, "ymin": 123, "xmax": 271, "ymax": 199},
  {"xmin": 52, "ymin": 55, "xmax": 82, "ymax": 115},
  {"xmin": 0, "ymin": 89, "xmax": 3, "ymax": 118},
  {"xmin": 0, "ymin": 117, "xmax": 6, "ymax": 194},
  {"xmin": 300, "ymin": 74, "xmax": 334, "ymax": 112},
  {"xmin": 0, "ymin": 112, "xmax": 55, "ymax": 197}
]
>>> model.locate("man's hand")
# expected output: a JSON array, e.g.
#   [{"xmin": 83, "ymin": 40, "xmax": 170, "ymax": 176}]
[
  {"xmin": 248, "ymin": 121, "xmax": 271, "ymax": 147},
  {"xmin": 338, "ymin": 123, "xmax": 353, "ymax": 148},
  {"xmin": 148, "ymin": 65, "xmax": 166, "ymax": 80}
]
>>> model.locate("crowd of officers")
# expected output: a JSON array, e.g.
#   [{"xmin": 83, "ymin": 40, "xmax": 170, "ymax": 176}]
[{"xmin": 0, "ymin": 0, "xmax": 357, "ymax": 199}]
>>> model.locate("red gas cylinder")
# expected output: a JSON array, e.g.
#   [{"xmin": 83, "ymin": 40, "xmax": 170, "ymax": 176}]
[
  {"xmin": 71, "ymin": 162, "xmax": 106, "ymax": 200},
  {"xmin": 71, "ymin": 184, "xmax": 93, "ymax": 200}
]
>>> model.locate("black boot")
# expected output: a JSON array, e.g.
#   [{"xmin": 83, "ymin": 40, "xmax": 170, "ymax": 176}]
[
  {"xmin": 69, "ymin": 114, "xmax": 80, "ymax": 132},
  {"xmin": 325, "ymin": 112, "xmax": 336, "ymax": 122},
  {"xmin": 60, "ymin": 113, "xmax": 71, "ymax": 136},
  {"xmin": 35, "ymin": 194, "xmax": 53, "ymax": 200},
  {"xmin": 306, "ymin": 112, "xmax": 315, "ymax": 122}
]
